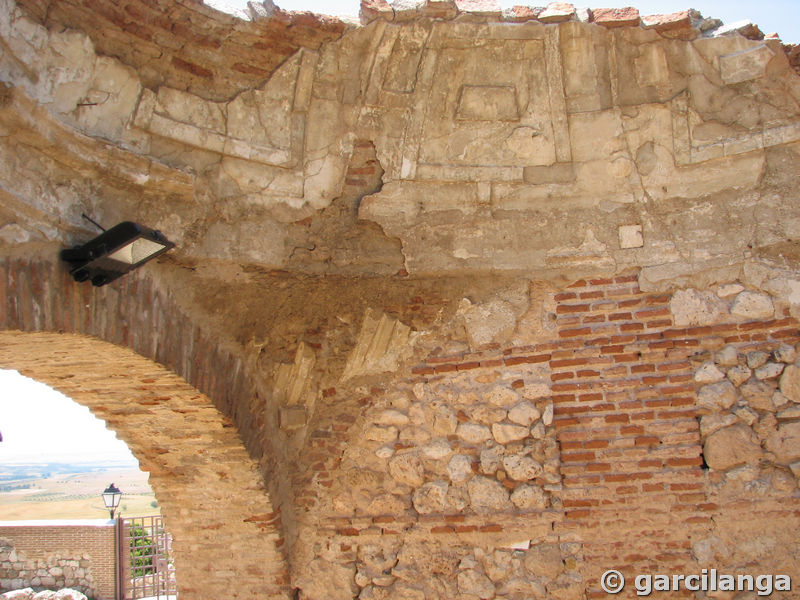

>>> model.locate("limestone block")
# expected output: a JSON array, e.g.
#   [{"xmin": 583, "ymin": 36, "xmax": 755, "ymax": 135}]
[
  {"xmin": 470, "ymin": 405, "xmax": 507, "ymax": 425},
  {"xmin": 510, "ymin": 484, "xmax": 548, "ymax": 510},
  {"xmin": 719, "ymin": 44, "xmax": 775, "ymax": 85},
  {"xmin": 777, "ymin": 405, "xmax": 800, "ymax": 420},
  {"xmin": 457, "ymin": 569, "xmax": 495, "ymax": 599},
  {"xmin": 341, "ymin": 309, "xmax": 417, "ymax": 380},
  {"xmin": 697, "ymin": 380, "xmax": 737, "ymax": 411},
  {"xmin": 755, "ymin": 362, "xmax": 785, "ymax": 381},
  {"xmin": 670, "ymin": 289, "xmax": 728, "ymax": 327},
  {"xmin": 74, "ymin": 57, "xmax": 141, "ymax": 141},
  {"xmin": 421, "ymin": 439, "xmax": 452, "ymax": 460},
  {"xmin": 388, "ymin": 453, "xmax": 425, "ymax": 487},
  {"xmin": 700, "ymin": 413, "xmax": 737, "ymax": 438},
  {"xmin": 746, "ymin": 351, "xmax": 770, "ymax": 369},
  {"xmin": 376, "ymin": 410, "xmax": 410, "ymax": 426},
  {"xmin": 523, "ymin": 543, "xmax": 563, "ymax": 579},
  {"xmin": 703, "ymin": 424, "xmax": 762, "ymax": 470},
  {"xmin": 447, "ymin": 454, "xmax": 474, "ymax": 482},
  {"xmin": 480, "ymin": 446, "xmax": 504, "ymax": 474},
  {"xmin": 695, "ymin": 362, "xmax": 725, "ymax": 383},
  {"xmin": 542, "ymin": 403, "xmax": 554, "ymax": 426},
  {"xmin": 734, "ymin": 407, "xmax": 758, "ymax": 426},
  {"xmin": 730, "ymin": 291, "xmax": 774, "ymax": 320},
  {"xmin": 779, "ymin": 365, "xmax": 800, "ymax": 402},
  {"xmin": 618, "ymin": 224, "xmax": 643, "ymax": 249},
  {"xmin": 766, "ymin": 422, "xmax": 800, "ymax": 464},
  {"xmin": 726, "ymin": 366, "xmax": 751, "ymax": 387},
  {"xmin": 467, "ymin": 476, "xmax": 512, "ymax": 513},
  {"xmin": 716, "ymin": 283, "xmax": 745, "ymax": 298},
  {"xmin": 486, "ymin": 386, "xmax": 520, "ymax": 407},
  {"xmin": 502, "ymin": 455, "xmax": 542, "ymax": 481},
  {"xmin": 716, "ymin": 346, "xmax": 739, "ymax": 368},
  {"xmin": 457, "ymin": 422, "xmax": 492, "ymax": 445},
  {"xmin": 412, "ymin": 481, "xmax": 449, "ymax": 514},
  {"xmin": 366, "ymin": 425, "xmax": 399, "ymax": 443},
  {"xmin": 507, "ymin": 402, "xmax": 541, "ymax": 426},
  {"xmin": 458, "ymin": 299, "xmax": 517, "ymax": 349},
  {"xmin": 773, "ymin": 344, "xmax": 797, "ymax": 364},
  {"xmin": 492, "ymin": 423, "xmax": 530, "ymax": 444}
]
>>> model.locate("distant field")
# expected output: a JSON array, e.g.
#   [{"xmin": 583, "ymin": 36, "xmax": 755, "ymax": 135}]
[{"xmin": 0, "ymin": 466, "xmax": 160, "ymax": 521}]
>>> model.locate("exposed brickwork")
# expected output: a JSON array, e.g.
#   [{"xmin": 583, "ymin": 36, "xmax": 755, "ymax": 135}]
[
  {"xmin": 14, "ymin": 0, "xmax": 348, "ymax": 102},
  {"xmin": 0, "ymin": 256, "xmax": 292, "ymax": 600},
  {"xmin": 0, "ymin": 524, "xmax": 114, "ymax": 599}
]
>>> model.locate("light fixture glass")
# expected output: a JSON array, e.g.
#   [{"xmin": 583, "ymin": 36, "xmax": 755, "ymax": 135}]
[
  {"xmin": 102, "ymin": 483, "xmax": 122, "ymax": 519},
  {"xmin": 61, "ymin": 221, "xmax": 175, "ymax": 286}
]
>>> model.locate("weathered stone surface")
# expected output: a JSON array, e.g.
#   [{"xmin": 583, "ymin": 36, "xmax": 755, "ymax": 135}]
[
  {"xmin": 457, "ymin": 569, "xmax": 495, "ymax": 599},
  {"xmin": 486, "ymin": 387, "xmax": 520, "ymax": 407},
  {"xmin": 727, "ymin": 366, "xmax": 752, "ymax": 387},
  {"xmin": 698, "ymin": 381, "xmax": 738, "ymax": 411},
  {"xmin": 766, "ymin": 422, "xmax": 800, "ymax": 464},
  {"xmin": 492, "ymin": 423, "xmax": 530, "ymax": 444},
  {"xmin": 756, "ymin": 362, "xmax": 785, "ymax": 381},
  {"xmin": 2, "ymin": 590, "xmax": 35, "ymax": 600},
  {"xmin": 366, "ymin": 425, "xmax": 399, "ymax": 443},
  {"xmin": 457, "ymin": 423, "xmax": 493, "ymax": 445},
  {"xmin": 720, "ymin": 44, "xmax": 775, "ymax": 85},
  {"xmin": 412, "ymin": 481, "xmax": 449, "ymax": 514},
  {"xmin": 388, "ymin": 453, "xmax": 425, "ymax": 487},
  {"xmin": 774, "ymin": 344, "xmax": 797, "ymax": 364},
  {"xmin": 592, "ymin": 7, "xmax": 640, "ymax": 27},
  {"xmin": 510, "ymin": 484, "xmax": 548, "ymax": 510},
  {"xmin": 502, "ymin": 455, "xmax": 542, "ymax": 481},
  {"xmin": 459, "ymin": 299, "xmax": 517, "ymax": 349},
  {"xmin": 342, "ymin": 310, "xmax": 418, "ymax": 380},
  {"xmin": 716, "ymin": 345, "xmax": 739, "ymax": 367},
  {"xmin": 741, "ymin": 380, "xmax": 777, "ymax": 411},
  {"xmin": 731, "ymin": 291, "xmax": 774, "ymax": 320},
  {"xmin": 507, "ymin": 402, "xmax": 541, "ymax": 426},
  {"xmin": 695, "ymin": 362, "xmax": 725, "ymax": 383},
  {"xmin": 700, "ymin": 413, "xmax": 738, "ymax": 438},
  {"xmin": 523, "ymin": 543, "xmax": 563, "ymax": 579},
  {"xmin": 779, "ymin": 365, "xmax": 800, "ymax": 402},
  {"xmin": 703, "ymin": 424, "xmax": 762, "ymax": 470},
  {"xmin": 448, "ymin": 454, "xmax": 474, "ymax": 483},
  {"xmin": 618, "ymin": 224, "xmax": 644, "ymax": 249},
  {"xmin": 467, "ymin": 476, "xmax": 512, "ymax": 513},
  {"xmin": 746, "ymin": 351, "xmax": 770, "ymax": 369},
  {"xmin": 538, "ymin": 2, "xmax": 574, "ymax": 23},
  {"xmin": 670, "ymin": 289, "xmax": 728, "ymax": 327}
]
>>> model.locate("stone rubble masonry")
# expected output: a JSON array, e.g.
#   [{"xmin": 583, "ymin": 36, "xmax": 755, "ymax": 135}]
[{"xmin": 0, "ymin": 528, "xmax": 111, "ymax": 599}]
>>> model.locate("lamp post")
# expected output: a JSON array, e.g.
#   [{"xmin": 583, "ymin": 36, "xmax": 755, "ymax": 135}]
[{"xmin": 102, "ymin": 483, "xmax": 122, "ymax": 519}]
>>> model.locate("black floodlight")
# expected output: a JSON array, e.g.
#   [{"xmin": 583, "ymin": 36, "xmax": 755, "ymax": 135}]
[{"xmin": 61, "ymin": 220, "xmax": 174, "ymax": 287}]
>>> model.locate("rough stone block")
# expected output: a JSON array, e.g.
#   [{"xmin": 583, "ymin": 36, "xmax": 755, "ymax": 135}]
[
  {"xmin": 703, "ymin": 424, "xmax": 762, "ymax": 470},
  {"xmin": 592, "ymin": 7, "xmax": 640, "ymax": 28},
  {"xmin": 730, "ymin": 290, "xmax": 774, "ymax": 320},
  {"xmin": 538, "ymin": 2, "xmax": 574, "ymax": 23},
  {"xmin": 618, "ymin": 224, "xmax": 643, "ymax": 249},
  {"xmin": 279, "ymin": 406, "xmax": 307, "ymax": 430}
]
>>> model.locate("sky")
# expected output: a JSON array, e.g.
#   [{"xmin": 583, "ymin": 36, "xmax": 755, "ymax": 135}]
[
  {"xmin": 0, "ymin": 369, "xmax": 138, "ymax": 466},
  {"xmin": 213, "ymin": 0, "xmax": 800, "ymax": 43}
]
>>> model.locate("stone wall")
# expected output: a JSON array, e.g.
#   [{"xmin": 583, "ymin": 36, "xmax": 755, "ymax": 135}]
[{"xmin": 0, "ymin": 523, "xmax": 114, "ymax": 599}]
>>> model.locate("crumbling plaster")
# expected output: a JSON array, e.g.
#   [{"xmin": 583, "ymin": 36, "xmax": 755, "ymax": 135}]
[{"xmin": 2, "ymin": 0, "xmax": 800, "ymax": 598}]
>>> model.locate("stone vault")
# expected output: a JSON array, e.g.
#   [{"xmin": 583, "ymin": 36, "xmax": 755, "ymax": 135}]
[{"xmin": 2, "ymin": 0, "xmax": 800, "ymax": 598}]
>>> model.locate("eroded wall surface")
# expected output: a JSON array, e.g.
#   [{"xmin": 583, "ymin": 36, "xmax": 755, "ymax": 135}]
[{"xmin": 2, "ymin": 0, "xmax": 800, "ymax": 598}]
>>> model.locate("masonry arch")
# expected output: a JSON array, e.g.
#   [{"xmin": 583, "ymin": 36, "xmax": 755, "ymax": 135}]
[{"xmin": 0, "ymin": 254, "xmax": 292, "ymax": 599}]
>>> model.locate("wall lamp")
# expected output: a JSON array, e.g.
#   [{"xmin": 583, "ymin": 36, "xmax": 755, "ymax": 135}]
[{"xmin": 61, "ymin": 218, "xmax": 174, "ymax": 287}]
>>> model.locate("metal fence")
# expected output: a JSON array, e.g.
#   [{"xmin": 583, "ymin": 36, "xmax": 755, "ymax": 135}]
[{"xmin": 118, "ymin": 516, "xmax": 177, "ymax": 600}]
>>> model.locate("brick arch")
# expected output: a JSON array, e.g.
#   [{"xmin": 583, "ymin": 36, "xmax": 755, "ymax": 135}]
[{"xmin": 0, "ymin": 255, "xmax": 292, "ymax": 599}]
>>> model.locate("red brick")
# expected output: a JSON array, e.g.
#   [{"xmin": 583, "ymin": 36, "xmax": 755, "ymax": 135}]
[
  {"xmin": 635, "ymin": 436, "xmax": 660, "ymax": 447},
  {"xmin": 559, "ymin": 327, "xmax": 592, "ymax": 338},
  {"xmin": 568, "ymin": 279, "xmax": 589, "ymax": 288},
  {"xmin": 430, "ymin": 526, "xmax": 455, "ymax": 534},
  {"xmin": 620, "ymin": 323, "xmax": 645, "ymax": 332},
  {"xmin": 557, "ymin": 303, "xmax": 591, "ymax": 314},
  {"xmin": 609, "ymin": 312, "xmax": 633, "ymax": 321},
  {"xmin": 579, "ymin": 290, "xmax": 605, "ymax": 299},
  {"xmin": 554, "ymin": 292, "xmax": 578, "ymax": 301}
]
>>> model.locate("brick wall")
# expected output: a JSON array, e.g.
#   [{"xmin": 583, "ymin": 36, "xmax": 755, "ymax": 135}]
[{"xmin": 0, "ymin": 522, "xmax": 115, "ymax": 599}]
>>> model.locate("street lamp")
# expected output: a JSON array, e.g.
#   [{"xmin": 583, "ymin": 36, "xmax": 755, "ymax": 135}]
[{"xmin": 102, "ymin": 483, "xmax": 122, "ymax": 519}]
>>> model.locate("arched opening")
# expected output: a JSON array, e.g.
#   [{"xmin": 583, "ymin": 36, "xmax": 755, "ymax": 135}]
[{"xmin": 0, "ymin": 331, "xmax": 289, "ymax": 600}]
